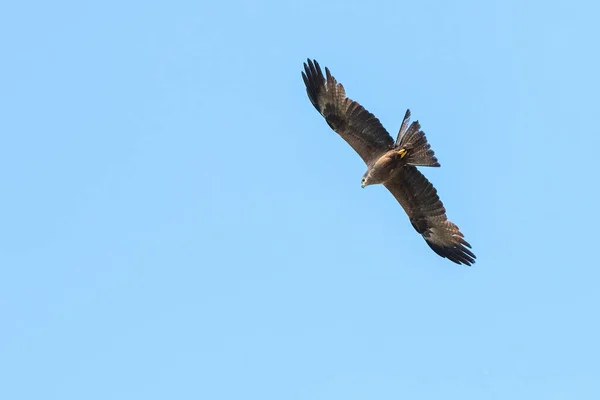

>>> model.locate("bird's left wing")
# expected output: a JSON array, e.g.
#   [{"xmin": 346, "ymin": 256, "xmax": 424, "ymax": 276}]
[
  {"xmin": 384, "ymin": 166, "xmax": 476, "ymax": 266},
  {"xmin": 302, "ymin": 59, "xmax": 394, "ymax": 165}
]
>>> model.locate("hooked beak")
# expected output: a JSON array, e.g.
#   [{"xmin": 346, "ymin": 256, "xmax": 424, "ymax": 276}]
[{"xmin": 361, "ymin": 182, "xmax": 366, "ymax": 189}]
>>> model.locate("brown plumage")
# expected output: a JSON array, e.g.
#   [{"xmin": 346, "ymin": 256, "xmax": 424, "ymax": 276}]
[{"xmin": 302, "ymin": 59, "xmax": 475, "ymax": 266}]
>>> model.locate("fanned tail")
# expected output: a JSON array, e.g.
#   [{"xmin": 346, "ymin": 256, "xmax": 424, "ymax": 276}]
[{"xmin": 395, "ymin": 109, "xmax": 440, "ymax": 167}]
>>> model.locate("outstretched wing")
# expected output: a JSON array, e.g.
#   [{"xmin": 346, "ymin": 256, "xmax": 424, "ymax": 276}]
[
  {"xmin": 302, "ymin": 59, "xmax": 394, "ymax": 165},
  {"xmin": 384, "ymin": 166, "xmax": 476, "ymax": 266}
]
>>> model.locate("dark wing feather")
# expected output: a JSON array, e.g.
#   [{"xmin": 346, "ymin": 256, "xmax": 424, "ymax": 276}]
[
  {"xmin": 302, "ymin": 59, "xmax": 394, "ymax": 165},
  {"xmin": 384, "ymin": 166, "xmax": 476, "ymax": 266}
]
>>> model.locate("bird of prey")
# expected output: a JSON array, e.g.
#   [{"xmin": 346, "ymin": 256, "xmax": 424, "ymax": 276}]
[{"xmin": 301, "ymin": 59, "xmax": 476, "ymax": 266}]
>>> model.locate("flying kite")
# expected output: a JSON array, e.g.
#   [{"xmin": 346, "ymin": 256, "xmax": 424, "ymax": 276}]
[{"xmin": 302, "ymin": 59, "xmax": 476, "ymax": 265}]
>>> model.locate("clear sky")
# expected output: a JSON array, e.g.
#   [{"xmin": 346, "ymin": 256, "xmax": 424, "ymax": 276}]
[{"xmin": 1, "ymin": 0, "xmax": 599, "ymax": 399}]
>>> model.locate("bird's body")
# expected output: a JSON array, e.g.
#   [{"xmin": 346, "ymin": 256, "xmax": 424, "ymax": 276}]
[
  {"xmin": 301, "ymin": 59, "xmax": 476, "ymax": 266},
  {"xmin": 362, "ymin": 149, "xmax": 405, "ymax": 187}
]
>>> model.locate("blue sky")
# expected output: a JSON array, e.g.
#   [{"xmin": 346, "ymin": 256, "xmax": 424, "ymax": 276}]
[{"xmin": 1, "ymin": 0, "xmax": 599, "ymax": 399}]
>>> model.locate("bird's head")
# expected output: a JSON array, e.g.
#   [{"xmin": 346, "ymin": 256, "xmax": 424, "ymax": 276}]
[{"xmin": 361, "ymin": 172, "xmax": 371, "ymax": 188}]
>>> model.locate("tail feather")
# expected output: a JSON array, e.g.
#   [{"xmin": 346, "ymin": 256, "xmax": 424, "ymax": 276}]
[
  {"xmin": 396, "ymin": 109, "xmax": 440, "ymax": 167},
  {"xmin": 395, "ymin": 109, "xmax": 412, "ymax": 146}
]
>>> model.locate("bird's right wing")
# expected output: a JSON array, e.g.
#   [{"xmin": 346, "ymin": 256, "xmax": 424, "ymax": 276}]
[
  {"xmin": 384, "ymin": 166, "xmax": 476, "ymax": 266},
  {"xmin": 302, "ymin": 59, "xmax": 394, "ymax": 165}
]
